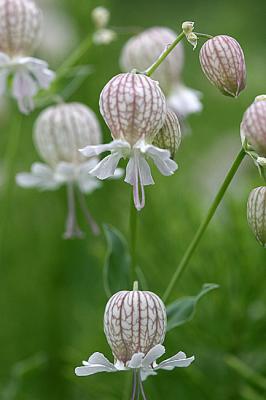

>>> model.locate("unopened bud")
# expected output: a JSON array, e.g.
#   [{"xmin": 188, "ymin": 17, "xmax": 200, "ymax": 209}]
[
  {"xmin": 247, "ymin": 186, "xmax": 266, "ymax": 248},
  {"xmin": 241, "ymin": 97, "xmax": 266, "ymax": 157},
  {"xmin": 91, "ymin": 6, "xmax": 110, "ymax": 29},
  {"xmin": 182, "ymin": 21, "xmax": 194, "ymax": 34},
  {"xmin": 104, "ymin": 288, "xmax": 167, "ymax": 364},
  {"xmin": 153, "ymin": 110, "xmax": 181, "ymax": 158},
  {"xmin": 199, "ymin": 35, "xmax": 246, "ymax": 97},
  {"xmin": 93, "ymin": 29, "xmax": 117, "ymax": 45}
]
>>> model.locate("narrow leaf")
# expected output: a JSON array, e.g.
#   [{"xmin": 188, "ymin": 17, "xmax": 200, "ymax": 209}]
[{"xmin": 166, "ymin": 283, "xmax": 219, "ymax": 332}]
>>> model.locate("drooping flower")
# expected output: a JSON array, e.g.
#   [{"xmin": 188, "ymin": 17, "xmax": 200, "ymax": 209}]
[
  {"xmin": 240, "ymin": 96, "xmax": 266, "ymax": 167},
  {"xmin": 75, "ymin": 285, "xmax": 194, "ymax": 399},
  {"xmin": 247, "ymin": 186, "xmax": 266, "ymax": 248},
  {"xmin": 153, "ymin": 110, "xmax": 182, "ymax": 159},
  {"xmin": 119, "ymin": 27, "xmax": 202, "ymax": 118},
  {"xmin": 80, "ymin": 72, "xmax": 178, "ymax": 211},
  {"xmin": 16, "ymin": 102, "xmax": 103, "ymax": 238},
  {"xmin": 0, "ymin": 0, "xmax": 55, "ymax": 114},
  {"xmin": 199, "ymin": 35, "xmax": 246, "ymax": 98}
]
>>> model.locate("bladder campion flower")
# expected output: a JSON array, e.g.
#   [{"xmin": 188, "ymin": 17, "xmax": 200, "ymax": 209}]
[
  {"xmin": 75, "ymin": 284, "xmax": 194, "ymax": 399},
  {"xmin": 16, "ymin": 102, "xmax": 103, "ymax": 238},
  {"xmin": 0, "ymin": 0, "xmax": 54, "ymax": 114},
  {"xmin": 153, "ymin": 110, "xmax": 182, "ymax": 159},
  {"xmin": 241, "ymin": 95, "xmax": 266, "ymax": 166},
  {"xmin": 80, "ymin": 72, "xmax": 178, "ymax": 211},
  {"xmin": 120, "ymin": 27, "xmax": 202, "ymax": 118},
  {"xmin": 247, "ymin": 186, "xmax": 266, "ymax": 248},
  {"xmin": 199, "ymin": 35, "xmax": 246, "ymax": 98}
]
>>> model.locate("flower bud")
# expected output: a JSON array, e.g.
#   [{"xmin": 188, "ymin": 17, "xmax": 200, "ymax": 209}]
[
  {"xmin": 104, "ymin": 288, "xmax": 167, "ymax": 364},
  {"xmin": 153, "ymin": 110, "xmax": 181, "ymax": 158},
  {"xmin": 34, "ymin": 103, "xmax": 102, "ymax": 166},
  {"xmin": 247, "ymin": 186, "xmax": 266, "ymax": 248},
  {"xmin": 182, "ymin": 21, "xmax": 194, "ymax": 34},
  {"xmin": 187, "ymin": 32, "xmax": 198, "ymax": 50},
  {"xmin": 0, "ymin": 0, "xmax": 42, "ymax": 57},
  {"xmin": 120, "ymin": 27, "xmax": 184, "ymax": 95},
  {"xmin": 199, "ymin": 35, "xmax": 246, "ymax": 97},
  {"xmin": 241, "ymin": 96, "xmax": 266, "ymax": 157},
  {"xmin": 99, "ymin": 73, "xmax": 167, "ymax": 146},
  {"xmin": 91, "ymin": 6, "xmax": 110, "ymax": 29}
]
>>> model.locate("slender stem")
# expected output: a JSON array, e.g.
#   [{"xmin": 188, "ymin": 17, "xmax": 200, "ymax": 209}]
[
  {"xmin": 194, "ymin": 32, "xmax": 213, "ymax": 39},
  {"xmin": 145, "ymin": 31, "xmax": 185, "ymax": 77},
  {"xmin": 0, "ymin": 116, "xmax": 23, "ymax": 263},
  {"xmin": 129, "ymin": 193, "xmax": 138, "ymax": 281},
  {"xmin": 139, "ymin": 372, "xmax": 147, "ymax": 400},
  {"xmin": 163, "ymin": 148, "xmax": 246, "ymax": 302}
]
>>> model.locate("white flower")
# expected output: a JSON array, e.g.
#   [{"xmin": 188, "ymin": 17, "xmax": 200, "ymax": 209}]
[
  {"xmin": 93, "ymin": 29, "xmax": 117, "ymax": 46},
  {"xmin": 16, "ymin": 103, "xmax": 106, "ymax": 238},
  {"xmin": 0, "ymin": 0, "xmax": 55, "ymax": 114},
  {"xmin": 80, "ymin": 72, "xmax": 177, "ymax": 211},
  {"xmin": 91, "ymin": 6, "xmax": 110, "ymax": 29},
  {"xmin": 120, "ymin": 27, "xmax": 202, "ymax": 118},
  {"xmin": 75, "ymin": 286, "xmax": 195, "ymax": 398}
]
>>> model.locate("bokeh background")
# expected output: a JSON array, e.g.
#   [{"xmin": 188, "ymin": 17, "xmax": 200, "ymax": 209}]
[{"xmin": 1, "ymin": 0, "xmax": 266, "ymax": 399}]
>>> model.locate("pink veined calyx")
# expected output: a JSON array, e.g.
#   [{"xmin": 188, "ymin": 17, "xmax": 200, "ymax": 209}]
[
  {"xmin": 0, "ymin": 0, "xmax": 55, "ymax": 114},
  {"xmin": 80, "ymin": 72, "xmax": 179, "ymax": 211},
  {"xmin": 75, "ymin": 285, "xmax": 194, "ymax": 399}
]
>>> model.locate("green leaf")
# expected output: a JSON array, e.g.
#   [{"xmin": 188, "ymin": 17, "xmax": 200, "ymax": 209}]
[
  {"xmin": 166, "ymin": 283, "xmax": 219, "ymax": 332},
  {"xmin": 103, "ymin": 225, "xmax": 131, "ymax": 297}
]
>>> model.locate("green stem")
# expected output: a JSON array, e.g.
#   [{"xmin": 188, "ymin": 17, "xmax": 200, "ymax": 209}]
[
  {"xmin": 163, "ymin": 148, "xmax": 246, "ymax": 302},
  {"xmin": 129, "ymin": 194, "xmax": 138, "ymax": 281},
  {"xmin": 145, "ymin": 31, "xmax": 186, "ymax": 77},
  {"xmin": 194, "ymin": 32, "xmax": 213, "ymax": 39},
  {"xmin": 0, "ymin": 116, "xmax": 23, "ymax": 263}
]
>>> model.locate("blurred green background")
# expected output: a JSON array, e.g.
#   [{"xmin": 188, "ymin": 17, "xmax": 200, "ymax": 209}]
[{"xmin": 0, "ymin": 0, "xmax": 266, "ymax": 399}]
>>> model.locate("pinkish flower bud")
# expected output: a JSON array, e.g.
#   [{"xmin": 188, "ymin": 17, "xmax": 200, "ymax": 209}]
[
  {"xmin": 120, "ymin": 27, "xmax": 184, "ymax": 95},
  {"xmin": 247, "ymin": 186, "xmax": 266, "ymax": 248},
  {"xmin": 99, "ymin": 72, "xmax": 167, "ymax": 146},
  {"xmin": 34, "ymin": 103, "xmax": 102, "ymax": 166},
  {"xmin": 153, "ymin": 110, "xmax": 181, "ymax": 158},
  {"xmin": 104, "ymin": 288, "xmax": 167, "ymax": 364},
  {"xmin": 241, "ymin": 96, "xmax": 266, "ymax": 157},
  {"xmin": 0, "ymin": 0, "xmax": 42, "ymax": 57},
  {"xmin": 199, "ymin": 35, "xmax": 246, "ymax": 97}
]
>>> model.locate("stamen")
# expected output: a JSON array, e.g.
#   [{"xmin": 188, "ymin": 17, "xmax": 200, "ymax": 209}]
[
  {"xmin": 77, "ymin": 189, "xmax": 100, "ymax": 236},
  {"xmin": 139, "ymin": 372, "xmax": 148, "ymax": 400},
  {"xmin": 64, "ymin": 182, "xmax": 84, "ymax": 239},
  {"xmin": 131, "ymin": 370, "xmax": 137, "ymax": 400}
]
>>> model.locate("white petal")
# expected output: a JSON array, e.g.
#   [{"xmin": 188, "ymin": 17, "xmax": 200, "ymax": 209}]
[
  {"xmin": 125, "ymin": 155, "xmax": 154, "ymax": 187},
  {"xmin": 16, "ymin": 163, "xmax": 59, "ymax": 190},
  {"xmin": 55, "ymin": 162, "xmax": 75, "ymax": 183},
  {"xmin": 80, "ymin": 140, "xmax": 130, "ymax": 157},
  {"xmin": 16, "ymin": 172, "xmax": 42, "ymax": 188},
  {"xmin": 90, "ymin": 153, "xmax": 122, "ymax": 180},
  {"xmin": 145, "ymin": 145, "xmax": 178, "ymax": 176},
  {"xmin": 142, "ymin": 345, "xmax": 165, "ymax": 368},
  {"xmin": 140, "ymin": 368, "xmax": 157, "ymax": 381},
  {"xmin": 87, "ymin": 352, "xmax": 116, "ymax": 369},
  {"xmin": 127, "ymin": 352, "xmax": 145, "ymax": 369},
  {"xmin": 75, "ymin": 364, "xmax": 116, "ymax": 376},
  {"xmin": 156, "ymin": 352, "xmax": 195, "ymax": 371},
  {"xmin": 24, "ymin": 57, "xmax": 55, "ymax": 89},
  {"xmin": 12, "ymin": 71, "xmax": 38, "ymax": 114},
  {"xmin": 0, "ymin": 52, "xmax": 10, "ymax": 64},
  {"xmin": 167, "ymin": 85, "xmax": 203, "ymax": 117}
]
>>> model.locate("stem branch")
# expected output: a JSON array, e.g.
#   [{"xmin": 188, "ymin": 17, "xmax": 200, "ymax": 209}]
[{"xmin": 163, "ymin": 148, "xmax": 246, "ymax": 302}]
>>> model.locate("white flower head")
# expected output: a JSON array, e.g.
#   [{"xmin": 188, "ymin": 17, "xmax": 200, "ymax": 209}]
[
  {"xmin": 80, "ymin": 72, "xmax": 178, "ymax": 211},
  {"xmin": 119, "ymin": 27, "xmax": 202, "ymax": 118},
  {"xmin": 16, "ymin": 102, "xmax": 104, "ymax": 238},
  {"xmin": 91, "ymin": 6, "xmax": 110, "ymax": 29},
  {"xmin": 0, "ymin": 0, "xmax": 55, "ymax": 114},
  {"xmin": 93, "ymin": 29, "xmax": 117, "ymax": 46},
  {"xmin": 75, "ymin": 286, "xmax": 195, "ymax": 398}
]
